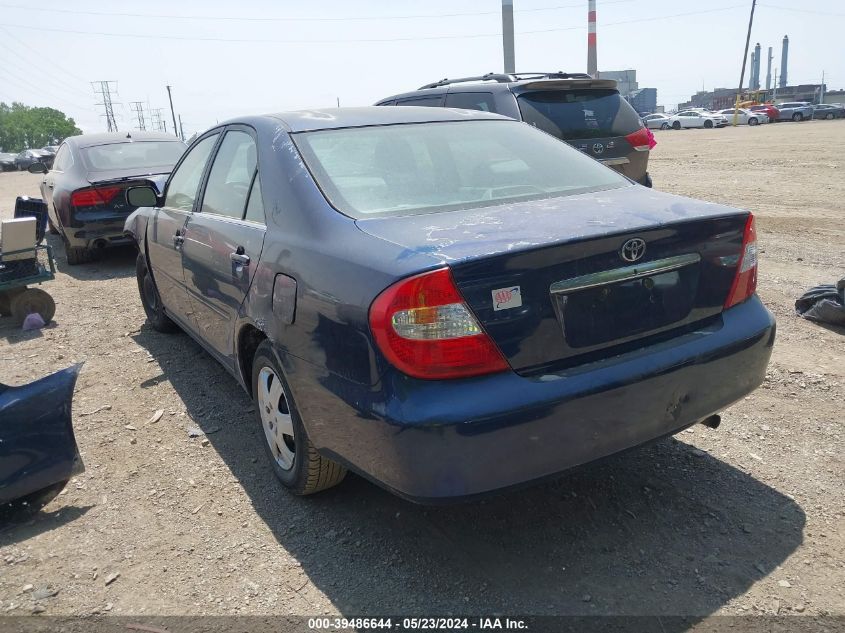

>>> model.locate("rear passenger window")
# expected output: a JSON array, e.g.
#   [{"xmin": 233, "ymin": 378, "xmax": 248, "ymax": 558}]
[
  {"xmin": 53, "ymin": 145, "xmax": 72, "ymax": 171},
  {"xmin": 201, "ymin": 130, "xmax": 257, "ymax": 219},
  {"xmin": 395, "ymin": 96, "xmax": 443, "ymax": 107},
  {"xmin": 445, "ymin": 93, "xmax": 496, "ymax": 112},
  {"xmin": 244, "ymin": 173, "xmax": 265, "ymax": 224}
]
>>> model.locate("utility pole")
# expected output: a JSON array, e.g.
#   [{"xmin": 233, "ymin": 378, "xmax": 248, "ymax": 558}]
[
  {"xmin": 732, "ymin": 0, "xmax": 756, "ymax": 126},
  {"xmin": 129, "ymin": 101, "xmax": 147, "ymax": 131},
  {"xmin": 501, "ymin": 0, "xmax": 515, "ymax": 74},
  {"xmin": 92, "ymin": 81, "xmax": 120, "ymax": 132},
  {"xmin": 820, "ymin": 70, "xmax": 825, "ymax": 104},
  {"xmin": 178, "ymin": 114, "xmax": 185, "ymax": 142},
  {"xmin": 166, "ymin": 85, "xmax": 178, "ymax": 138}
]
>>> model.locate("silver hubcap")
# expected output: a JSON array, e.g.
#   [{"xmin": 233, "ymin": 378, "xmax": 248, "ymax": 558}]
[{"xmin": 257, "ymin": 366, "xmax": 295, "ymax": 470}]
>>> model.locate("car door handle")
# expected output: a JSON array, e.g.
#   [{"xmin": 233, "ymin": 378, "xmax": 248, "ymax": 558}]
[
  {"xmin": 230, "ymin": 252, "xmax": 250, "ymax": 265},
  {"xmin": 173, "ymin": 233, "xmax": 184, "ymax": 247}
]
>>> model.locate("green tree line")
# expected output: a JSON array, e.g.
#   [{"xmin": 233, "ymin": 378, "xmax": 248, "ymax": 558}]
[{"xmin": 0, "ymin": 102, "xmax": 81, "ymax": 152}]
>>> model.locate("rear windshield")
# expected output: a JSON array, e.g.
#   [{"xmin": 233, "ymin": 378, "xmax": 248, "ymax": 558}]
[
  {"xmin": 82, "ymin": 141, "xmax": 185, "ymax": 172},
  {"xmin": 516, "ymin": 89, "xmax": 641, "ymax": 140},
  {"xmin": 294, "ymin": 120, "xmax": 628, "ymax": 218}
]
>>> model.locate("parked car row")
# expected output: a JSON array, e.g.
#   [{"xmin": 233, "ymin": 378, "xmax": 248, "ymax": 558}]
[
  {"xmin": 0, "ymin": 147, "xmax": 58, "ymax": 171},
  {"xmin": 643, "ymin": 101, "xmax": 844, "ymax": 129}
]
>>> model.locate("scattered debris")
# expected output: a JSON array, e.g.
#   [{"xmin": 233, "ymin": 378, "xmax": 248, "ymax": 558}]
[
  {"xmin": 31, "ymin": 586, "xmax": 59, "ymax": 601},
  {"xmin": 148, "ymin": 409, "xmax": 164, "ymax": 424},
  {"xmin": 778, "ymin": 580, "xmax": 792, "ymax": 588},
  {"xmin": 21, "ymin": 312, "xmax": 46, "ymax": 331},
  {"xmin": 104, "ymin": 572, "xmax": 120, "ymax": 586},
  {"xmin": 80, "ymin": 405, "xmax": 112, "ymax": 416},
  {"xmin": 124, "ymin": 424, "xmax": 137, "ymax": 431}
]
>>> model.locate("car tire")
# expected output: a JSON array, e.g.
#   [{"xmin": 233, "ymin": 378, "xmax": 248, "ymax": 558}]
[
  {"xmin": 825, "ymin": 113, "xmax": 834, "ymax": 120},
  {"xmin": 672, "ymin": 121, "xmax": 681, "ymax": 130},
  {"xmin": 252, "ymin": 340, "xmax": 346, "ymax": 496},
  {"xmin": 0, "ymin": 288, "xmax": 25, "ymax": 316},
  {"xmin": 661, "ymin": 122, "xmax": 670, "ymax": 130},
  {"xmin": 65, "ymin": 244, "xmax": 92, "ymax": 265},
  {"xmin": 135, "ymin": 252, "xmax": 177, "ymax": 333},
  {"xmin": 10, "ymin": 288, "xmax": 56, "ymax": 324},
  {"xmin": 748, "ymin": 117, "xmax": 758, "ymax": 126},
  {"xmin": 704, "ymin": 120, "xmax": 713, "ymax": 129},
  {"xmin": 792, "ymin": 113, "xmax": 803, "ymax": 122}
]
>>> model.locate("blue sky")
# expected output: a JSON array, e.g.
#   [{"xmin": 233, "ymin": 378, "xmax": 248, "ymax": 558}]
[{"xmin": 0, "ymin": 0, "xmax": 841, "ymax": 135}]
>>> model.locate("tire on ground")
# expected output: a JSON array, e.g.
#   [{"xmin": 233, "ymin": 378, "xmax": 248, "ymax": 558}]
[
  {"xmin": 10, "ymin": 288, "xmax": 56, "ymax": 324},
  {"xmin": 251, "ymin": 339, "xmax": 346, "ymax": 496},
  {"xmin": 135, "ymin": 252, "xmax": 177, "ymax": 333}
]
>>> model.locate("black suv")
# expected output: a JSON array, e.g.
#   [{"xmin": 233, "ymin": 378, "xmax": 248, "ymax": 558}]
[{"xmin": 376, "ymin": 72, "xmax": 652, "ymax": 187}]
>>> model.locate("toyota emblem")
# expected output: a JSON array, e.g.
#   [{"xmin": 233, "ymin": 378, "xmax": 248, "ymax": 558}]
[
  {"xmin": 592, "ymin": 143, "xmax": 605, "ymax": 154},
  {"xmin": 620, "ymin": 238, "xmax": 646, "ymax": 262}
]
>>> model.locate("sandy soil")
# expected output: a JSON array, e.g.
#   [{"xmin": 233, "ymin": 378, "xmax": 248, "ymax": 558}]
[{"xmin": 0, "ymin": 120, "xmax": 842, "ymax": 619}]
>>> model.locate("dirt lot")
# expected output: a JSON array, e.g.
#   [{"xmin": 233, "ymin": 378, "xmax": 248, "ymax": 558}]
[{"xmin": 0, "ymin": 120, "xmax": 843, "ymax": 620}]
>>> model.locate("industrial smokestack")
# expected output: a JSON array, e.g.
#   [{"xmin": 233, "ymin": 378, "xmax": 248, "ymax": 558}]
[
  {"xmin": 502, "ymin": 0, "xmax": 515, "ymax": 74},
  {"xmin": 780, "ymin": 35, "xmax": 789, "ymax": 88},
  {"xmin": 749, "ymin": 50, "xmax": 757, "ymax": 89},
  {"xmin": 753, "ymin": 42, "xmax": 761, "ymax": 89},
  {"xmin": 587, "ymin": 0, "xmax": 597, "ymax": 77},
  {"xmin": 766, "ymin": 46, "xmax": 773, "ymax": 90}
]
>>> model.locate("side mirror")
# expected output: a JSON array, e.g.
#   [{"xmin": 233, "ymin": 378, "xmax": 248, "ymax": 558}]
[
  {"xmin": 126, "ymin": 186, "xmax": 161, "ymax": 208},
  {"xmin": 28, "ymin": 162, "xmax": 48, "ymax": 174}
]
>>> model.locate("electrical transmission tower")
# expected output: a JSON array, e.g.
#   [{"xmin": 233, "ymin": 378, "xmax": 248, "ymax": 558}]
[
  {"xmin": 150, "ymin": 109, "xmax": 167, "ymax": 133},
  {"xmin": 129, "ymin": 101, "xmax": 147, "ymax": 131},
  {"xmin": 92, "ymin": 81, "xmax": 120, "ymax": 132}
]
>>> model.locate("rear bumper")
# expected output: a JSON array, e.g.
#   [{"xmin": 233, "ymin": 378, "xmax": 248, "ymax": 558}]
[
  {"xmin": 65, "ymin": 219, "xmax": 134, "ymax": 249},
  {"xmin": 297, "ymin": 296, "xmax": 775, "ymax": 502}
]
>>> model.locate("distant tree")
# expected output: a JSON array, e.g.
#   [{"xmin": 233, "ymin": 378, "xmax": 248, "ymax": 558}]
[{"xmin": 0, "ymin": 102, "xmax": 82, "ymax": 152}]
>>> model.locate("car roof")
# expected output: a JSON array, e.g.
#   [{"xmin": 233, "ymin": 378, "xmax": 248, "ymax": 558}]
[
  {"xmin": 377, "ymin": 77, "xmax": 618, "ymax": 104},
  {"xmin": 251, "ymin": 106, "xmax": 509, "ymax": 133},
  {"xmin": 67, "ymin": 131, "xmax": 183, "ymax": 149}
]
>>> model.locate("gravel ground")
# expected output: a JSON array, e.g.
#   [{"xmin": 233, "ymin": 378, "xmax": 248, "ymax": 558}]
[{"xmin": 0, "ymin": 120, "xmax": 842, "ymax": 619}]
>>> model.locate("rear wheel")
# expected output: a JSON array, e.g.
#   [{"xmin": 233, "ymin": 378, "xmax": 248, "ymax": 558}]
[
  {"xmin": 10, "ymin": 288, "xmax": 55, "ymax": 324},
  {"xmin": 672, "ymin": 121, "xmax": 681, "ymax": 130},
  {"xmin": 252, "ymin": 340, "xmax": 346, "ymax": 495},
  {"xmin": 792, "ymin": 112, "xmax": 803, "ymax": 122},
  {"xmin": 825, "ymin": 113, "xmax": 834, "ymax": 120},
  {"xmin": 660, "ymin": 122, "xmax": 670, "ymax": 130},
  {"xmin": 64, "ymin": 237, "xmax": 92, "ymax": 265},
  {"xmin": 748, "ymin": 117, "xmax": 759, "ymax": 126},
  {"xmin": 136, "ymin": 252, "xmax": 177, "ymax": 333},
  {"xmin": 704, "ymin": 120, "xmax": 714, "ymax": 129}
]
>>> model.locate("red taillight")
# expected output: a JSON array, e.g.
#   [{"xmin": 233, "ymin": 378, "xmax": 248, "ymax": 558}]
[
  {"xmin": 625, "ymin": 127, "xmax": 651, "ymax": 152},
  {"xmin": 369, "ymin": 268, "xmax": 509, "ymax": 380},
  {"xmin": 71, "ymin": 186, "xmax": 122, "ymax": 207},
  {"xmin": 724, "ymin": 214, "xmax": 758, "ymax": 308}
]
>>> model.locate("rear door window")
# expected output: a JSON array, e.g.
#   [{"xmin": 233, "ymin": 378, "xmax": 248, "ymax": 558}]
[
  {"xmin": 516, "ymin": 89, "xmax": 641, "ymax": 140},
  {"xmin": 395, "ymin": 96, "xmax": 444, "ymax": 107},
  {"xmin": 445, "ymin": 92, "xmax": 497, "ymax": 112}
]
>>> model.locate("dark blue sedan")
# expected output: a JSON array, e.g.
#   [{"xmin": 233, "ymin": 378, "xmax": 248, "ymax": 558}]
[{"xmin": 124, "ymin": 107, "xmax": 775, "ymax": 502}]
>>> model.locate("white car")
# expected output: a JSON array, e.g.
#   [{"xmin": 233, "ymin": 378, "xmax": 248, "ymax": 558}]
[
  {"xmin": 667, "ymin": 110, "xmax": 729, "ymax": 129},
  {"xmin": 642, "ymin": 113, "xmax": 673, "ymax": 130},
  {"xmin": 716, "ymin": 108, "xmax": 768, "ymax": 125}
]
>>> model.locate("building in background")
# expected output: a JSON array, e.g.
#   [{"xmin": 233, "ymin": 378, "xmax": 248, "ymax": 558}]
[
  {"xmin": 598, "ymin": 69, "xmax": 638, "ymax": 96},
  {"xmin": 678, "ymin": 84, "xmax": 826, "ymax": 110},
  {"xmin": 627, "ymin": 88, "xmax": 657, "ymax": 114}
]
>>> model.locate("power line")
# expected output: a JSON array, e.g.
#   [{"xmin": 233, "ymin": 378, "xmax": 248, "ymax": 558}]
[
  {"xmin": 92, "ymin": 81, "xmax": 120, "ymax": 132},
  {"xmin": 0, "ymin": 6, "xmax": 747, "ymax": 44},
  {"xmin": 0, "ymin": 36, "xmax": 93, "ymax": 100},
  {"xmin": 757, "ymin": 3, "xmax": 845, "ymax": 17},
  {"xmin": 0, "ymin": 0, "xmax": 635, "ymax": 23},
  {"xmin": 0, "ymin": 65, "xmax": 96, "ymax": 113},
  {"xmin": 0, "ymin": 25, "xmax": 89, "ymax": 83}
]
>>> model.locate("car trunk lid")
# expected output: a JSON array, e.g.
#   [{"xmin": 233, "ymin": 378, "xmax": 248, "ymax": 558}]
[{"xmin": 356, "ymin": 185, "xmax": 750, "ymax": 373}]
